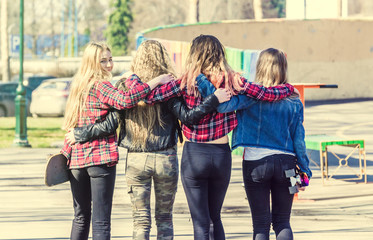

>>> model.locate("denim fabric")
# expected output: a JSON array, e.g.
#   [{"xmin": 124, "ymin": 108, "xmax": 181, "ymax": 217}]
[
  {"xmin": 69, "ymin": 164, "xmax": 116, "ymax": 240},
  {"xmin": 181, "ymin": 142, "xmax": 232, "ymax": 240},
  {"xmin": 243, "ymin": 155, "xmax": 296, "ymax": 240},
  {"xmin": 197, "ymin": 78, "xmax": 311, "ymax": 178},
  {"xmin": 126, "ymin": 146, "xmax": 178, "ymax": 240}
]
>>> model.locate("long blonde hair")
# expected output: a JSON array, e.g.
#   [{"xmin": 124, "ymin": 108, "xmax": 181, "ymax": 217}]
[
  {"xmin": 63, "ymin": 42, "xmax": 112, "ymax": 130},
  {"xmin": 180, "ymin": 34, "xmax": 242, "ymax": 95},
  {"xmin": 255, "ymin": 48, "xmax": 288, "ymax": 87},
  {"xmin": 119, "ymin": 40, "xmax": 176, "ymax": 149}
]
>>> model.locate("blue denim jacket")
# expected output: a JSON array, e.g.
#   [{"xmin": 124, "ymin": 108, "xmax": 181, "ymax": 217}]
[{"xmin": 197, "ymin": 74, "xmax": 312, "ymax": 178}]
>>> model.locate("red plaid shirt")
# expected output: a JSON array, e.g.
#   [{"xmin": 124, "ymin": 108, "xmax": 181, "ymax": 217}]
[
  {"xmin": 61, "ymin": 75, "xmax": 151, "ymax": 169},
  {"xmin": 126, "ymin": 74, "xmax": 294, "ymax": 143}
]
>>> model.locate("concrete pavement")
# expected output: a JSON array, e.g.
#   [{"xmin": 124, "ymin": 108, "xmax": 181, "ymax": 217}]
[{"xmin": 0, "ymin": 99, "xmax": 372, "ymax": 240}]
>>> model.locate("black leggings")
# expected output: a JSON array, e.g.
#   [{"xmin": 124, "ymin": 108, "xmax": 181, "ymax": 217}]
[
  {"xmin": 243, "ymin": 154, "xmax": 296, "ymax": 240},
  {"xmin": 181, "ymin": 142, "xmax": 232, "ymax": 240}
]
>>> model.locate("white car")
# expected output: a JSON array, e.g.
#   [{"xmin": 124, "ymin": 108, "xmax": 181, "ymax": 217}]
[{"xmin": 30, "ymin": 78, "xmax": 72, "ymax": 117}]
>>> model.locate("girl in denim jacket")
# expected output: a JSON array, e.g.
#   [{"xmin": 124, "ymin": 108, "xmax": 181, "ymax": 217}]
[{"xmin": 197, "ymin": 48, "xmax": 312, "ymax": 240}]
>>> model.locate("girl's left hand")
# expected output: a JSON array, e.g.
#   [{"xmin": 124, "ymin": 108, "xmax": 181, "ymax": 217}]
[
  {"xmin": 148, "ymin": 74, "xmax": 175, "ymax": 90},
  {"xmin": 214, "ymin": 88, "xmax": 232, "ymax": 103},
  {"xmin": 156, "ymin": 73, "xmax": 175, "ymax": 85},
  {"xmin": 65, "ymin": 129, "xmax": 76, "ymax": 145}
]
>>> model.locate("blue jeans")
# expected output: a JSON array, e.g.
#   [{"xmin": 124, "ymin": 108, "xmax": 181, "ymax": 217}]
[
  {"xmin": 242, "ymin": 154, "xmax": 296, "ymax": 240},
  {"xmin": 69, "ymin": 164, "xmax": 116, "ymax": 240},
  {"xmin": 181, "ymin": 142, "xmax": 232, "ymax": 240}
]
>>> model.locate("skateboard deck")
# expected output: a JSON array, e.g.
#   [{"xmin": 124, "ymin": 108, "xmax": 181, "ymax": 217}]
[{"xmin": 45, "ymin": 153, "xmax": 69, "ymax": 187}]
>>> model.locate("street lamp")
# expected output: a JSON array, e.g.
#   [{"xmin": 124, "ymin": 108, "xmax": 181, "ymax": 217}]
[{"xmin": 13, "ymin": 0, "xmax": 31, "ymax": 147}]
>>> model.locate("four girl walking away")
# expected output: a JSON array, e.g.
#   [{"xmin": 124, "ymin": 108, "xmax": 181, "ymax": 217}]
[
  {"xmin": 135, "ymin": 35, "xmax": 295, "ymax": 239},
  {"xmin": 60, "ymin": 42, "xmax": 173, "ymax": 240},
  {"xmin": 60, "ymin": 37, "xmax": 310, "ymax": 240},
  {"xmin": 64, "ymin": 40, "xmax": 231, "ymax": 240},
  {"xmin": 197, "ymin": 48, "xmax": 312, "ymax": 240}
]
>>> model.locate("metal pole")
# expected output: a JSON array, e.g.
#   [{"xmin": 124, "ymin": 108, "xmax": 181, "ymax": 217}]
[
  {"xmin": 74, "ymin": 0, "xmax": 78, "ymax": 57},
  {"xmin": 60, "ymin": 0, "xmax": 65, "ymax": 57},
  {"xmin": 50, "ymin": 0, "xmax": 56, "ymax": 57},
  {"xmin": 13, "ymin": 0, "xmax": 31, "ymax": 147},
  {"xmin": 1, "ymin": 0, "xmax": 11, "ymax": 82},
  {"xmin": 68, "ymin": 0, "xmax": 73, "ymax": 57}
]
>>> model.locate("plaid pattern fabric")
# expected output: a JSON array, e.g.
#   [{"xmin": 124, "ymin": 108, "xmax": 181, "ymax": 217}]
[
  {"xmin": 61, "ymin": 75, "xmax": 151, "ymax": 169},
  {"xmin": 239, "ymin": 77, "xmax": 295, "ymax": 101},
  {"xmin": 126, "ymin": 74, "xmax": 294, "ymax": 143},
  {"xmin": 181, "ymin": 93, "xmax": 238, "ymax": 142},
  {"xmin": 125, "ymin": 74, "xmax": 183, "ymax": 105},
  {"xmin": 195, "ymin": 74, "xmax": 294, "ymax": 102},
  {"xmin": 126, "ymin": 75, "xmax": 236, "ymax": 142}
]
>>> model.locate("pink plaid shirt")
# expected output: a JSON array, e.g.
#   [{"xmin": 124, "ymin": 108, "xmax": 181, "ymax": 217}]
[{"xmin": 61, "ymin": 75, "xmax": 150, "ymax": 169}]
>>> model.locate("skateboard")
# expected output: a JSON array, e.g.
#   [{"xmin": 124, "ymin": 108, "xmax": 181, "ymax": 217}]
[{"xmin": 45, "ymin": 153, "xmax": 69, "ymax": 187}]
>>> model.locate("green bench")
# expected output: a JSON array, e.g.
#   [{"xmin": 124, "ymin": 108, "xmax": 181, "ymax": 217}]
[{"xmin": 305, "ymin": 134, "xmax": 367, "ymax": 184}]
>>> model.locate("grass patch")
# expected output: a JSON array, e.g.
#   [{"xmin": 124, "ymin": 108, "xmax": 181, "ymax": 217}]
[{"xmin": 0, "ymin": 117, "xmax": 65, "ymax": 148}]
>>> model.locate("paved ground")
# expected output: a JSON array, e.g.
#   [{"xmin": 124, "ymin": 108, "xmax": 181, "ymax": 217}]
[{"xmin": 0, "ymin": 99, "xmax": 372, "ymax": 240}]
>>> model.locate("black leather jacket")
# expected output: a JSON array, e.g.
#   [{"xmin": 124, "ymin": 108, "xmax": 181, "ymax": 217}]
[{"xmin": 73, "ymin": 94, "xmax": 219, "ymax": 152}]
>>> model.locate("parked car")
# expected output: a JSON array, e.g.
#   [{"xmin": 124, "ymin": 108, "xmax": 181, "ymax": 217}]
[
  {"xmin": 11, "ymin": 73, "xmax": 56, "ymax": 91},
  {"xmin": 30, "ymin": 78, "xmax": 72, "ymax": 117},
  {"xmin": 0, "ymin": 82, "xmax": 33, "ymax": 117}
]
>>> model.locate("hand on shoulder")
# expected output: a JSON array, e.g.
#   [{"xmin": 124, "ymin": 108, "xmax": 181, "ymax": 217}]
[
  {"xmin": 154, "ymin": 73, "xmax": 176, "ymax": 85},
  {"xmin": 214, "ymin": 88, "xmax": 232, "ymax": 103},
  {"xmin": 148, "ymin": 73, "xmax": 176, "ymax": 90}
]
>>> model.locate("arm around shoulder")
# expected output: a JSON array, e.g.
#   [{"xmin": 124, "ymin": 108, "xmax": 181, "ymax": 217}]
[
  {"xmin": 167, "ymin": 94, "xmax": 219, "ymax": 125},
  {"xmin": 240, "ymin": 77, "xmax": 294, "ymax": 102},
  {"xmin": 74, "ymin": 111, "xmax": 119, "ymax": 143}
]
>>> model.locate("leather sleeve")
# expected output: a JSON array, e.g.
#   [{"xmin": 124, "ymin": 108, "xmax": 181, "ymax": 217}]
[
  {"xmin": 167, "ymin": 94, "xmax": 219, "ymax": 125},
  {"xmin": 73, "ymin": 111, "xmax": 119, "ymax": 143}
]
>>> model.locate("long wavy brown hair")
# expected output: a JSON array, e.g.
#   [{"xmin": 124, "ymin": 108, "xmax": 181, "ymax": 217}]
[
  {"xmin": 118, "ymin": 40, "xmax": 176, "ymax": 150},
  {"xmin": 63, "ymin": 42, "xmax": 112, "ymax": 130},
  {"xmin": 255, "ymin": 48, "xmax": 288, "ymax": 87},
  {"xmin": 180, "ymin": 34, "xmax": 242, "ymax": 96}
]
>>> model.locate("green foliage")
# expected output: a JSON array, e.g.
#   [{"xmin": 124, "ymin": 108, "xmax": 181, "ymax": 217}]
[
  {"xmin": 84, "ymin": 28, "xmax": 91, "ymax": 36},
  {"xmin": 271, "ymin": 0, "xmax": 286, "ymax": 18},
  {"xmin": 105, "ymin": 0, "xmax": 133, "ymax": 56}
]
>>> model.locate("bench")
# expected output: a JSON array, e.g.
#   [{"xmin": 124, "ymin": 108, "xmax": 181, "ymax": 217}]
[{"xmin": 305, "ymin": 134, "xmax": 367, "ymax": 184}]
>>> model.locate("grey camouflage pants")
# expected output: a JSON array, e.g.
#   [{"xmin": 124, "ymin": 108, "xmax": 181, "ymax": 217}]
[{"xmin": 126, "ymin": 146, "xmax": 178, "ymax": 240}]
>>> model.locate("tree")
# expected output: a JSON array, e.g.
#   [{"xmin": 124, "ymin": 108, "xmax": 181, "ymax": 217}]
[
  {"xmin": 81, "ymin": 0, "xmax": 105, "ymax": 41},
  {"xmin": 105, "ymin": 0, "xmax": 133, "ymax": 56},
  {"xmin": 189, "ymin": 0, "xmax": 199, "ymax": 23},
  {"xmin": 253, "ymin": 0, "xmax": 263, "ymax": 19},
  {"xmin": 127, "ymin": 0, "xmax": 187, "ymax": 50},
  {"xmin": 1, "ymin": 0, "xmax": 10, "ymax": 82},
  {"xmin": 272, "ymin": 0, "xmax": 286, "ymax": 18},
  {"xmin": 226, "ymin": 0, "xmax": 254, "ymax": 20}
]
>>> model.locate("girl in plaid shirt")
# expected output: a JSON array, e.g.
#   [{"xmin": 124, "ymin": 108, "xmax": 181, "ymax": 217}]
[
  {"xmin": 132, "ymin": 35, "xmax": 294, "ymax": 240},
  {"xmin": 65, "ymin": 40, "xmax": 231, "ymax": 240},
  {"xmin": 61, "ymin": 42, "xmax": 172, "ymax": 240}
]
